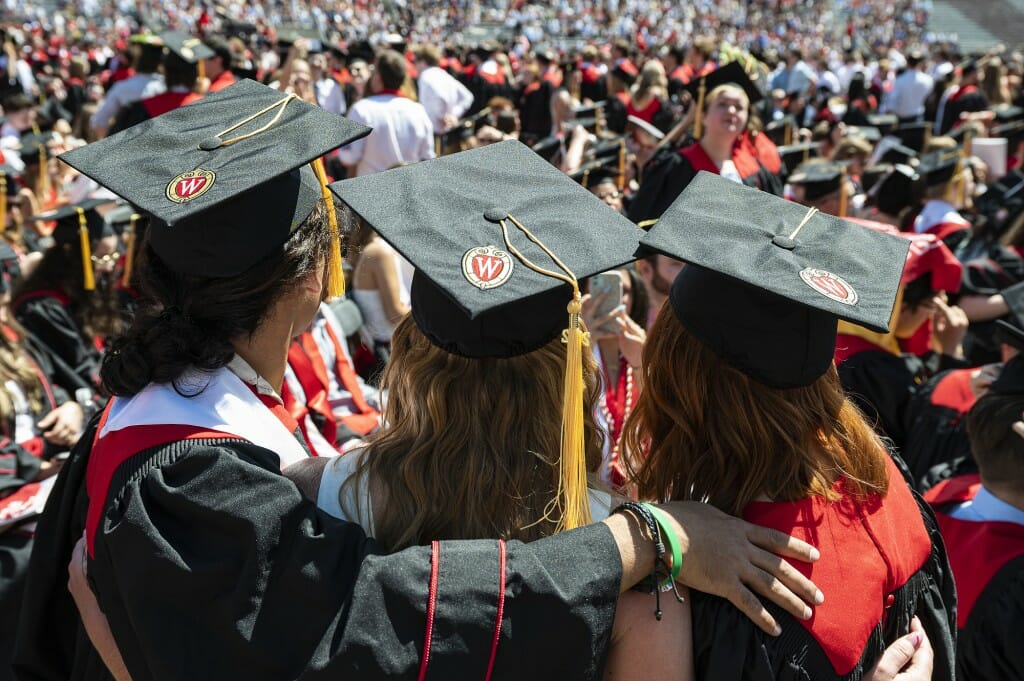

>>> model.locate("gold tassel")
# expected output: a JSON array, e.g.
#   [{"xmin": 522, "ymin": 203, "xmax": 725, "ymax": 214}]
[
  {"xmin": 0, "ymin": 177, "xmax": 6, "ymax": 235},
  {"xmin": 77, "ymin": 208, "xmax": 95, "ymax": 291},
  {"xmin": 497, "ymin": 214, "xmax": 592, "ymax": 533},
  {"xmin": 838, "ymin": 165, "xmax": 848, "ymax": 218},
  {"xmin": 617, "ymin": 140, "xmax": 626, "ymax": 191},
  {"xmin": 197, "ymin": 58, "xmax": 206, "ymax": 84},
  {"xmin": 36, "ymin": 147, "xmax": 49, "ymax": 203},
  {"xmin": 121, "ymin": 214, "xmax": 139, "ymax": 288},
  {"xmin": 310, "ymin": 157, "xmax": 345, "ymax": 298},
  {"xmin": 694, "ymin": 77, "xmax": 707, "ymax": 139}
]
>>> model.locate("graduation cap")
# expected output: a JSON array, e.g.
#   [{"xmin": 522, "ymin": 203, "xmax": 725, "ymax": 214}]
[
  {"xmin": 626, "ymin": 115, "xmax": 665, "ymax": 141},
  {"xmin": 989, "ymin": 355, "xmax": 1024, "ymax": 396},
  {"xmin": 569, "ymin": 156, "xmax": 621, "ymax": 189},
  {"xmin": 328, "ymin": 139, "xmax": 643, "ymax": 530},
  {"xmin": 611, "ymin": 58, "xmax": 638, "ymax": 84},
  {"xmin": 105, "ymin": 203, "xmax": 148, "ymax": 286},
  {"xmin": 845, "ymin": 126, "xmax": 882, "ymax": 143},
  {"xmin": 58, "ymin": 79, "xmax": 370, "ymax": 297},
  {"xmin": 873, "ymin": 163, "xmax": 923, "ymax": 216},
  {"xmin": 531, "ymin": 135, "xmax": 562, "ymax": 162},
  {"xmin": 777, "ymin": 141, "xmax": 819, "ymax": 175},
  {"xmin": 866, "ymin": 114, "xmax": 899, "ymax": 135},
  {"xmin": 993, "ymin": 104, "xmax": 1024, "ymax": 123},
  {"xmin": 765, "ymin": 115, "xmax": 798, "ymax": 146},
  {"xmin": 18, "ymin": 132, "xmax": 54, "ymax": 164},
  {"xmin": 28, "ymin": 198, "xmax": 115, "ymax": 290},
  {"xmin": 573, "ymin": 101, "xmax": 606, "ymax": 119},
  {"xmin": 788, "ymin": 160, "xmax": 853, "ymax": 215},
  {"xmin": 641, "ymin": 171, "xmax": 909, "ymax": 388},
  {"xmin": 993, "ymin": 120, "xmax": 1024, "ymax": 147},
  {"xmin": 684, "ymin": 62, "xmax": 764, "ymax": 139},
  {"xmin": 861, "ymin": 164, "xmax": 890, "ymax": 194},
  {"xmin": 878, "ymin": 142, "xmax": 918, "ymax": 165},
  {"xmin": 160, "ymin": 31, "xmax": 215, "ymax": 64},
  {"xmin": 896, "ymin": 121, "xmax": 931, "ymax": 152},
  {"xmin": 0, "ymin": 165, "xmax": 19, "ymax": 198},
  {"xmin": 0, "ymin": 242, "xmax": 20, "ymax": 294},
  {"xmin": 917, "ymin": 147, "xmax": 962, "ymax": 186}
]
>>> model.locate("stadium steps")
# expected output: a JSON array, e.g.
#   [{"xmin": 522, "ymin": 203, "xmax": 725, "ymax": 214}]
[{"xmin": 928, "ymin": 0, "xmax": 1024, "ymax": 52}]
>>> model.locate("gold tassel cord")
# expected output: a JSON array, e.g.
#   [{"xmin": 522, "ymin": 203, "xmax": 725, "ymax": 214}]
[
  {"xmin": 497, "ymin": 214, "xmax": 592, "ymax": 533},
  {"xmin": 694, "ymin": 77, "xmax": 707, "ymax": 139},
  {"xmin": 0, "ymin": 178, "xmax": 6, "ymax": 236},
  {"xmin": 37, "ymin": 147, "xmax": 49, "ymax": 203},
  {"xmin": 838, "ymin": 166, "xmax": 848, "ymax": 218},
  {"xmin": 77, "ymin": 208, "xmax": 95, "ymax": 291},
  {"xmin": 203, "ymin": 93, "xmax": 298, "ymax": 149},
  {"xmin": 310, "ymin": 157, "xmax": 345, "ymax": 299},
  {"xmin": 121, "ymin": 214, "xmax": 139, "ymax": 288}
]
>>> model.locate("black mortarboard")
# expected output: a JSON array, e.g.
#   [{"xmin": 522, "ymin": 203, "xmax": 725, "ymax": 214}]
[
  {"xmin": 879, "ymin": 142, "xmax": 918, "ymax": 165},
  {"xmin": 0, "ymin": 165, "xmax": 20, "ymax": 197},
  {"xmin": 993, "ymin": 104, "xmax": 1024, "ymax": 123},
  {"xmin": 0, "ymin": 242, "xmax": 19, "ymax": 294},
  {"xmin": 788, "ymin": 160, "xmax": 849, "ymax": 200},
  {"xmin": 18, "ymin": 132, "xmax": 54, "ymax": 164},
  {"xmin": 328, "ymin": 139, "xmax": 643, "ymax": 358},
  {"xmin": 160, "ymin": 31, "xmax": 215, "ymax": 64},
  {"xmin": 896, "ymin": 121, "xmax": 931, "ymax": 152},
  {"xmin": 861, "ymin": 164, "xmax": 890, "ymax": 194},
  {"xmin": 641, "ymin": 171, "xmax": 909, "ymax": 388},
  {"xmin": 989, "ymin": 355, "xmax": 1024, "ymax": 396},
  {"xmin": 873, "ymin": 163, "xmax": 922, "ymax": 215},
  {"xmin": 918, "ymin": 147, "xmax": 962, "ymax": 186},
  {"xmin": 994, "ymin": 120, "xmax": 1024, "ymax": 147},
  {"xmin": 569, "ymin": 157, "xmax": 620, "ymax": 189},
  {"xmin": 777, "ymin": 142, "xmax": 819, "ymax": 175},
  {"xmin": 28, "ymin": 198, "xmax": 114, "ymax": 244},
  {"xmin": 573, "ymin": 101, "xmax": 606, "ymax": 119},
  {"xmin": 330, "ymin": 140, "xmax": 642, "ymax": 533},
  {"xmin": 866, "ymin": 113, "xmax": 899, "ymax": 135},
  {"xmin": 531, "ymin": 135, "xmax": 562, "ymax": 162},
  {"xmin": 994, "ymin": 317, "xmax": 1024, "ymax": 354},
  {"xmin": 845, "ymin": 125, "xmax": 882, "ymax": 143},
  {"xmin": 765, "ymin": 115, "xmax": 798, "ymax": 146},
  {"xmin": 58, "ymin": 79, "xmax": 370, "ymax": 287},
  {"xmin": 684, "ymin": 61, "xmax": 764, "ymax": 106}
]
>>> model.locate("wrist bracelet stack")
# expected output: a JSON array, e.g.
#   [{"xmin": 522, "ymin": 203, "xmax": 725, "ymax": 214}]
[{"xmin": 612, "ymin": 501, "xmax": 686, "ymax": 620}]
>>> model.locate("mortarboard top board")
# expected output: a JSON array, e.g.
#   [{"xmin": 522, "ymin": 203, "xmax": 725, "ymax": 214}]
[
  {"xmin": 873, "ymin": 163, "xmax": 922, "ymax": 215},
  {"xmin": 160, "ymin": 31, "xmax": 216, "ymax": 64},
  {"xmin": 788, "ymin": 160, "xmax": 850, "ymax": 200},
  {"xmin": 917, "ymin": 147, "xmax": 963, "ymax": 186},
  {"xmin": 896, "ymin": 121, "xmax": 931, "ymax": 152},
  {"xmin": 988, "ymin": 354, "xmax": 1024, "ymax": 396},
  {"xmin": 866, "ymin": 113, "xmax": 899, "ymax": 135},
  {"xmin": 627, "ymin": 114, "xmax": 665, "ymax": 141},
  {"xmin": 27, "ymin": 198, "xmax": 115, "ymax": 243},
  {"xmin": 777, "ymin": 141, "xmax": 819, "ymax": 174},
  {"xmin": 684, "ymin": 61, "xmax": 764, "ymax": 106},
  {"xmin": 993, "ymin": 120, "xmax": 1024, "ymax": 147},
  {"xmin": 861, "ymin": 164, "xmax": 891, "ymax": 194},
  {"xmin": 58, "ymin": 79, "xmax": 370, "ymax": 280},
  {"xmin": 584, "ymin": 135, "xmax": 626, "ymax": 162},
  {"xmin": 640, "ymin": 171, "xmax": 909, "ymax": 388},
  {"xmin": 328, "ymin": 139, "xmax": 643, "ymax": 358},
  {"xmin": 18, "ymin": 132, "xmax": 54, "ymax": 163},
  {"xmin": 993, "ymin": 104, "xmax": 1024, "ymax": 123},
  {"xmin": 994, "ymin": 314, "xmax": 1024, "ymax": 354},
  {"xmin": 573, "ymin": 101, "xmax": 606, "ymax": 118},
  {"xmin": 569, "ymin": 157, "xmax": 620, "ymax": 188},
  {"xmin": 0, "ymin": 242, "xmax": 20, "ymax": 294},
  {"xmin": 764, "ymin": 115, "xmax": 798, "ymax": 146},
  {"xmin": 878, "ymin": 142, "xmax": 918, "ymax": 165},
  {"xmin": 845, "ymin": 125, "xmax": 882, "ymax": 143},
  {"xmin": 531, "ymin": 135, "xmax": 562, "ymax": 162}
]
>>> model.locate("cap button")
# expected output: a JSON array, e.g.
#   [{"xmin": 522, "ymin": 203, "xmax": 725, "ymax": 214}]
[
  {"xmin": 772, "ymin": 235, "xmax": 797, "ymax": 250},
  {"xmin": 483, "ymin": 208, "xmax": 508, "ymax": 223},
  {"xmin": 198, "ymin": 137, "xmax": 222, "ymax": 151}
]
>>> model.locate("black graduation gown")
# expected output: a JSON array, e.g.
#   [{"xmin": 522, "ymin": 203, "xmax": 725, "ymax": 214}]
[
  {"xmin": 836, "ymin": 337, "xmax": 967, "ymax": 452},
  {"xmin": 957, "ymin": 555, "xmax": 1024, "ymax": 680},
  {"xmin": 0, "ymin": 437, "xmax": 44, "ymax": 681},
  {"xmin": 12, "ymin": 293, "xmax": 101, "ymax": 397},
  {"xmin": 957, "ymin": 244, "xmax": 1024, "ymax": 365},
  {"xmin": 901, "ymin": 368, "xmax": 976, "ymax": 491},
  {"xmin": 689, "ymin": 457, "xmax": 957, "ymax": 681},
  {"xmin": 14, "ymin": 418, "xmax": 620, "ymax": 681},
  {"xmin": 626, "ymin": 141, "xmax": 781, "ymax": 225}
]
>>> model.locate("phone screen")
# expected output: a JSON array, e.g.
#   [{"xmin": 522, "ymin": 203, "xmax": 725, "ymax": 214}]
[{"xmin": 589, "ymin": 272, "xmax": 623, "ymax": 334}]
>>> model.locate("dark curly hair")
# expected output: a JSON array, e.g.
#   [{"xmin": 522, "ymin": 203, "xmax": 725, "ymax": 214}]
[{"xmin": 101, "ymin": 200, "xmax": 332, "ymax": 397}]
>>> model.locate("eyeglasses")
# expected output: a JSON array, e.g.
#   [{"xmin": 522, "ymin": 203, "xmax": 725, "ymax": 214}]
[
  {"xmin": 91, "ymin": 252, "xmax": 121, "ymax": 267},
  {"xmin": 596, "ymin": 190, "xmax": 621, "ymax": 200}
]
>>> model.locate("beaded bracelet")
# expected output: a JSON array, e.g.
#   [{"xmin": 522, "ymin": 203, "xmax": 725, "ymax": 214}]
[{"xmin": 612, "ymin": 502, "xmax": 686, "ymax": 620}]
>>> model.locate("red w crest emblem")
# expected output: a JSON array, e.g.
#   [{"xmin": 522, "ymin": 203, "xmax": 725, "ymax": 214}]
[
  {"xmin": 166, "ymin": 169, "xmax": 216, "ymax": 203},
  {"xmin": 462, "ymin": 246, "xmax": 514, "ymax": 290},
  {"xmin": 799, "ymin": 267, "xmax": 858, "ymax": 306}
]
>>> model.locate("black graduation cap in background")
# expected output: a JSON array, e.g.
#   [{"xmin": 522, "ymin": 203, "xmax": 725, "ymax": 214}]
[
  {"xmin": 988, "ymin": 354, "xmax": 1024, "ymax": 395},
  {"xmin": 917, "ymin": 147, "xmax": 962, "ymax": 186},
  {"xmin": 878, "ymin": 142, "xmax": 918, "ymax": 165},
  {"xmin": 160, "ymin": 31, "xmax": 216, "ymax": 64},
  {"xmin": 684, "ymin": 61, "xmax": 764, "ymax": 105},
  {"xmin": 764, "ymin": 114, "xmax": 798, "ymax": 146},
  {"xmin": 18, "ymin": 132, "xmax": 54, "ymax": 164},
  {"xmin": 993, "ymin": 104, "xmax": 1024, "ymax": 123},
  {"xmin": 27, "ymin": 198, "xmax": 114, "ymax": 244},
  {"xmin": 873, "ymin": 163, "xmax": 923, "ymax": 216},
  {"xmin": 0, "ymin": 242, "xmax": 20, "ymax": 294},
  {"xmin": 640, "ymin": 171, "xmax": 909, "ymax": 388},
  {"xmin": 895, "ymin": 121, "xmax": 931, "ymax": 152},
  {"xmin": 777, "ymin": 141, "xmax": 819, "ymax": 175},
  {"xmin": 59, "ymin": 79, "xmax": 371, "ymax": 282},
  {"xmin": 845, "ymin": 126, "xmax": 882, "ymax": 143},
  {"xmin": 0, "ymin": 165, "xmax": 20, "ymax": 197},
  {"xmin": 788, "ymin": 160, "xmax": 849, "ymax": 200},
  {"xmin": 993, "ymin": 120, "xmax": 1024, "ymax": 147},
  {"xmin": 861, "ymin": 164, "xmax": 891, "ymax": 194},
  {"xmin": 866, "ymin": 113, "xmax": 899, "ymax": 135},
  {"xmin": 569, "ymin": 157, "xmax": 620, "ymax": 189},
  {"xmin": 531, "ymin": 135, "xmax": 562, "ymax": 162},
  {"xmin": 328, "ymin": 139, "xmax": 643, "ymax": 358}
]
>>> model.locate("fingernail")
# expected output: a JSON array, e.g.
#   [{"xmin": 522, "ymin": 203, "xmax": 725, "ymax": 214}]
[
  {"xmin": 615, "ymin": 304, "xmax": 626, "ymax": 312},
  {"xmin": 772, "ymin": 624, "xmax": 782, "ymax": 636},
  {"xmin": 910, "ymin": 632, "xmax": 922, "ymax": 648},
  {"xmin": 814, "ymin": 589, "xmax": 825, "ymax": 604},
  {"xmin": 803, "ymin": 606, "xmax": 812, "ymax": 620},
  {"xmin": 809, "ymin": 547, "xmax": 820, "ymax": 561}
]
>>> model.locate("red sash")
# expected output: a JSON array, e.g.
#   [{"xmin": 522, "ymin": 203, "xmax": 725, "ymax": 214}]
[
  {"xmin": 320, "ymin": 323, "xmax": 380, "ymax": 435},
  {"xmin": 287, "ymin": 338, "xmax": 339, "ymax": 446},
  {"xmin": 924, "ymin": 475, "xmax": 1024, "ymax": 627},
  {"xmin": 928, "ymin": 368, "xmax": 977, "ymax": 416},
  {"xmin": 141, "ymin": 91, "xmax": 191, "ymax": 118},
  {"xmin": 680, "ymin": 140, "xmax": 762, "ymax": 182}
]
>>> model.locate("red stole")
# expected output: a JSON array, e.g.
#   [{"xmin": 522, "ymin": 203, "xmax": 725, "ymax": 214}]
[
  {"xmin": 927, "ymin": 368, "xmax": 977, "ymax": 417},
  {"xmin": 924, "ymin": 475, "xmax": 1024, "ymax": 627},
  {"xmin": 679, "ymin": 140, "xmax": 762, "ymax": 182},
  {"xmin": 743, "ymin": 456, "xmax": 932, "ymax": 675},
  {"xmin": 287, "ymin": 337, "xmax": 340, "ymax": 446},
  {"xmin": 141, "ymin": 91, "xmax": 191, "ymax": 118}
]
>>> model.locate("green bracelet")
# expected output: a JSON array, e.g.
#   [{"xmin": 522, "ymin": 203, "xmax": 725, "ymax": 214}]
[{"xmin": 643, "ymin": 503, "xmax": 683, "ymax": 584}]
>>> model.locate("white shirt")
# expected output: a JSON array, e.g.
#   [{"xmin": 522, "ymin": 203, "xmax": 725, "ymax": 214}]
[
  {"xmin": 314, "ymin": 76, "xmax": 347, "ymax": 116},
  {"xmin": 89, "ymin": 72, "xmax": 166, "ymax": 134},
  {"xmin": 914, "ymin": 199, "xmax": 969, "ymax": 234},
  {"xmin": 336, "ymin": 94, "xmax": 435, "ymax": 176},
  {"xmin": 417, "ymin": 66, "xmax": 474, "ymax": 133},
  {"xmin": 948, "ymin": 484, "xmax": 1024, "ymax": 526},
  {"xmin": 882, "ymin": 69, "xmax": 934, "ymax": 119}
]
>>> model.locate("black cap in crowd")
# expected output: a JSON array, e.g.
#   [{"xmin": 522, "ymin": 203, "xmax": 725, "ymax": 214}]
[
  {"xmin": 873, "ymin": 163, "xmax": 922, "ymax": 216},
  {"xmin": 640, "ymin": 171, "xmax": 910, "ymax": 388},
  {"xmin": 788, "ymin": 161, "xmax": 849, "ymax": 200},
  {"xmin": 684, "ymin": 61, "xmax": 764, "ymax": 106},
  {"xmin": 59, "ymin": 79, "xmax": 371, "ymax": 279},
  {"xmin": 777, "ymin": 142, "xmax": 820, "ymax": 175},
  {"xmin": 0, "ymin": 242, "xmax": 19, "ymax": 294},
  {"xmin": 28, "ymin": 198, "xmax": 115, "ymax": 244},
  {"xmin": 160, "ymin": 31, "xmax": 216, "ymax": 64},
  {"xmin": 328, "ymin": 139, "xmax": 643, "ymax": 358},
  {"xmin": 917, "ymin": 147, "xmax": 962, "ymax": 187}
]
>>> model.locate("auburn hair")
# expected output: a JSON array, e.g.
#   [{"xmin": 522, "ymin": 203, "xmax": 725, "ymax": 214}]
[
  {"xmin": 344, "ymin": 314, "xmax": 604, "ymax": 551},
  {"xmin": 623, "ymin": 304, "xmax": 889, "ymax": 514}
]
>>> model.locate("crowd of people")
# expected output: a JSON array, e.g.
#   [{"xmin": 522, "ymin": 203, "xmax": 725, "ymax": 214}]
[{"xmin": 0, "ymin": 1, "xmax": 1023, "ymax": 680}]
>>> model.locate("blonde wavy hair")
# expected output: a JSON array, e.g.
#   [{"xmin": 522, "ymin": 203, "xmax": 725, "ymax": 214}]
[{"xmin": 343, "ymin": 314, "xmax": 605, "ymax": 551}]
